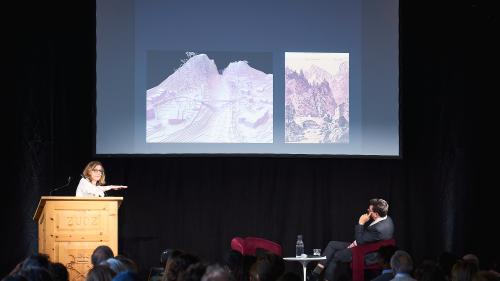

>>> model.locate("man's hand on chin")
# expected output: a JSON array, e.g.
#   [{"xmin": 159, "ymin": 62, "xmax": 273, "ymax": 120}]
[{"xmin": 358, "ymin": 213, "xmax": 371, "ymax": 225}]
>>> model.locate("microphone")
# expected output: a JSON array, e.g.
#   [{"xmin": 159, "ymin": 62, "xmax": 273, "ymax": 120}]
[{"xmin": 49, "ymin": 176, "xmax": 72, "ymax": 195}]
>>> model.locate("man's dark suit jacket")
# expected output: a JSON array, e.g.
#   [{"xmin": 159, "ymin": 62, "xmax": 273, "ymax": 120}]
[{"xmin": 354, "ymin": 216, "xmax": 394, "ymax": 264}]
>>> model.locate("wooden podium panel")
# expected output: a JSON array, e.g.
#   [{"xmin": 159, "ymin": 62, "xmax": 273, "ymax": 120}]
[{"xmin": 34, "ymin": 196, "xmax": 122, "ymax": 281}]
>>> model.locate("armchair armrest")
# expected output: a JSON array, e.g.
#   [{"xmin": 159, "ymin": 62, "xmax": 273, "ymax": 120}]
[
  {"xmin": 244, "ymin": 237, "xmax": 282, "ymax": 256},
  {"xmin": 351, "ymin": 239, "xmax": 396, "ymax": 281},
  {"xmin": 230, "ymin": 236, "xmax": 282, "ymax": 256},
  {"xmin": 231, "ymin": 237, "xmax": 246, "ymax": 255}
]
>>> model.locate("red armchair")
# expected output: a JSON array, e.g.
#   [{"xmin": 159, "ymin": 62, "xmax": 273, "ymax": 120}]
[
  {"xmin": 231, "ymin": 236, "xmax": 283, "ymax": 257},
  {"xmin": 351, "ymin": 238, "xmax": 396, "ymax": 281}
]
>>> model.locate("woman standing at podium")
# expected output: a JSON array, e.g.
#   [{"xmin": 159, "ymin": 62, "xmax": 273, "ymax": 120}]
[{"xmin": 76, "ymin": 161, "xmax": 127, "ymax": 197}]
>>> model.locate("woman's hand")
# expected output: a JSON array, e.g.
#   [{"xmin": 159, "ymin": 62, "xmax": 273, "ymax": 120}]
[{"xmin": 110, "ymin": 185, "xmax": 127, "ymax": 190}]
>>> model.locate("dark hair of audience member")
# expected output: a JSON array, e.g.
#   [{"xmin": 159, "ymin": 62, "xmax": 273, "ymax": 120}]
[
  {"xmin": 163, "ymin": 253, "xmax": 201, "ymax": 281},
  {"xmin": 49, "ymin": 263, "xmax": 69, "ymax": 281},
  {"xmin": 201, "ymin": 264, "xmax": 231, "ymax": 281},
  {"xmin": 369, "ymin": 198, "xmax": 389, "ymax": 217},
  {"xmin": 451, "ymin": 259, "xmax": 479, "ymax": 281},
  {"xmin": 485, "ymin": 255, "xmax": 500, "ymax": 277},
  {"xmin": 2, "ymin": 274, "xmax": 28, "ymax": 281},
  {"xmin": 472, "ymin": 271, "xmax": 499, "ymax": 281},
  {"xmin": 162, "ymin": 250, "xmax": 183, "ymax": 269},
  {"xmin": 223, "ymin": 250, "xmax": 243, "ymax": 281},
  {"xmin": 114, "ymin": 255, "xmax": 139, "ymax": 274},
  {"xmin": 463, "ymin": 254, "xmax": 480, "ymax": 269},
  {"xmin": 164, "ymin": 250, "xmax": 185, "ymax": 270},
  {"xmin": 102, "ymin": 258, "xmax": 127, "ymax": 274},
  {"xmin": 162, "ymin": 250, "xmax": 186, "ymax": 281},
  {"xmin": 242, "ymin": 255, "xmax": 257, "ymax": 281},
  {"xmin": 377, "ymin": 245, "xmax": 399, "ymax": 268},
  {"xmin": 439, "ymin": 252, "xmax": 459, "ymax": 280},
  {"xmin": 22, "ymin": 254, "xmax": 51, "ymax": 270},
  {"xmin": 276, "ymin": 272, "xmax": 301, "ymax": 281},
  {"xmin": 112, "ymin": 271, "xmax": 140, "ymax": 281},
  {"xmin": 86, "ymin": 265, "xmax": 116, "ymax": 281},
  {"xmin": 6, "ymin": 261, "xmax": 24, "ymax": 277},
  {"xmin": 179, "ymin": 263, "xmax": 208, "ymax": 281},
  {"xmin": 250, "ymin": 252, "xmax": 285, "ymax": 281},
  {"xmin": 390, "ymin": 250, "xmax": 414, "ymax": 275},
  {"xmin": 414, "ymin": 260, "xmax": 446, "ymax": 281},
  {"xmin": 18, "ymin": 267, "xmax": 53, "ymax": 281},
  {"xmin": 92, "ymin": 246, "xmax": 115, "ymax": 267}
]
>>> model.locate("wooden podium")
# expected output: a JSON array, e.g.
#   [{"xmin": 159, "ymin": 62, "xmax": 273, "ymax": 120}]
[{"xmin": 33, "ymin": 196, "xmax": 123, "ymax": 281}]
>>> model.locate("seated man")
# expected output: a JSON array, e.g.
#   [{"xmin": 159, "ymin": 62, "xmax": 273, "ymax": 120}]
[{"xmin": 311, "ymin": 198, "xmax": 394, "ymax": 281}]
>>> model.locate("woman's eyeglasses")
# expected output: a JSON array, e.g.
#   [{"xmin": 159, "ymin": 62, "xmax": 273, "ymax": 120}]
[{"xmin": 91, "ymin": 169, "xmax": 104, "ymax": 174}]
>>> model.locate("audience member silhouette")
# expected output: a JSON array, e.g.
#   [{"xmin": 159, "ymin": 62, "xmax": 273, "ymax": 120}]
[
  {"xmin": 163, "ymin": 253, "xmax": 201, "ymax": 281},
  {"xmin": 223, "ymin": 250, "xmax": 243, "ymax": 281},
  {"xmin": 102, "ymin": 258, "xmax": 128, "ymax": 274},
  {"xmin": 451, "ymin": 259, "xmax": 478, "ymax": 281},
  {"xmin": 114, "ymin": 255, "xmax": 139, "ymax": 274},
  {"xmin": 439, "ymin": 252, "xmax": 459, "ymax": 281},
  {"xmin": 92, "ymin": 245, "xmax": 115, "ymax": 267},
  {"xmin": 86, "ymin": 265, "xmax": 116, "ymax": 281},
  {"xmin": 276, "ymin": 272, "xmax": 301, "ymax": 281},
  {"xmin": 371, "ymin": 245, "xmax": 399, "ymax": 281},
  {"xmin": 179, "ymin": 263, "xmax": 208, "ymax": 281},
  {"xmin": 21, "ymin": 254, "xmax": 51, "ymax": 270},
  {"xmin": 485, "ymin": 255, "xmax": 500, "ymax": 278},
  {"xmin": 49, "ymin": 263, "xmax": 69, "ymax": 281},
  {"xmin": 463, "ymin": 255, "xmax": 480, "ymax": 269},
  {"xmin": 414, "ymin": 260, "xmax": 446, "ymax": 281},
  {"xmin": 201, "ymin": 264, "xmax": 231, "ymax": 281},
  {"xmin": 18, "ymin": 267, "xmax": 53, "ymax": 281},
  {"xmin": 2, "ymin": 274, "xmax": 28, "ymax": 281},
  {"xmin": 112, "ymin": 271, "xmax": 140, "ymax": 281},
  {"xmin": 5, "ymin": 254, "xmax": 52, "ymax": 281},
  {"xmin": 249, "ymin": 252, "xmax": 285, "ymax": 281},
  {"xmin": 161, "ymin": 250, "xmax": 180, "ymax": 269},
  {"xmin": 390, "ymin": 250, "xmax": 416, "ymax": 281},
  {"xmin": 472, "ymin": 271, "xmax": 499, "ymax": 281},
  {"xmin": 6, "ymin": 245, "xmax": 500, "ymax": 281}
]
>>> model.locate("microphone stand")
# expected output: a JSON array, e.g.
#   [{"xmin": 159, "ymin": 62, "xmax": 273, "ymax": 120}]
[{"xmin": 49, "ymin": 176, "xmax": 72, "ymax": 195}]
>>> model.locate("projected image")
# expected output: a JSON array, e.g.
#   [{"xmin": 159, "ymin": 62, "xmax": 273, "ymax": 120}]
[
  {"xmin": 285, "ymin": 52, "xmax": 349, "ymax": 143},
  {"xmin": 146, "ymin": 52, "xmax": 273, "ymax": 143}
]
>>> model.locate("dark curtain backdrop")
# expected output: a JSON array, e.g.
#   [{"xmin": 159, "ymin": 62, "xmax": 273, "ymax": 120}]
[{"xmin": 3, "ymin": 1, "xmax": 496, "ymax": 278}]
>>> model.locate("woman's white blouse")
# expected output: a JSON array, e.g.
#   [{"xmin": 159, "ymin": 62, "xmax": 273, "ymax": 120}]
[{"xmin": 75, "ymin": 177, "xmax": 112, "ymax": 197}]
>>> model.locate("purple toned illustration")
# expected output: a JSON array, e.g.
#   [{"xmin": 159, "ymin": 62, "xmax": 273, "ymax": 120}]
[
  {"xmin": 146, "ymin": 53, "xmax": 273, "ymax": 143},
  {"xmin": 285, "ymin": 52, "xmax": 349, "ymax": 143}
]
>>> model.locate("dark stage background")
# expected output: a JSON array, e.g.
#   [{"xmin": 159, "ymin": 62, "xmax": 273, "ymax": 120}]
[{"xmin": 2, "ymin": 1, "xmax": 496, "ymax": 278}]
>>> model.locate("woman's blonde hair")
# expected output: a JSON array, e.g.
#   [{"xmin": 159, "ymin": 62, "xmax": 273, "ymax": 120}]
[{"xmin": 82, "ymin": 161, "xmax": 106, "ymax": 185}]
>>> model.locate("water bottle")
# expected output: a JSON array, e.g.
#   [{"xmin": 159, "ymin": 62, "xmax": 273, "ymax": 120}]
[{"xmin": 296, "ymin": 234, "xmax": 304, "ymax": 257}]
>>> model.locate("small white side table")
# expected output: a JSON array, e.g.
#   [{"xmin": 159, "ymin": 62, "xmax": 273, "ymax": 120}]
[{"xmin": 283, "ymin": 256, "xmax": 326, "ymax": 281}]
